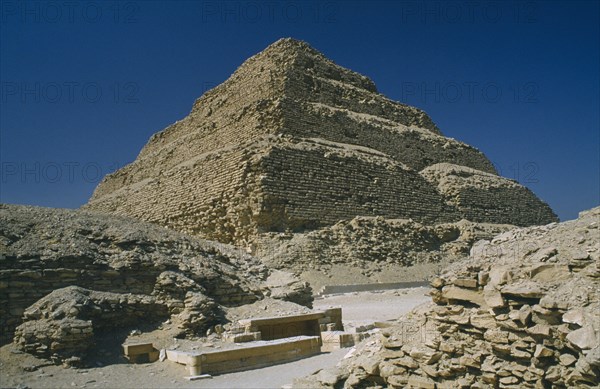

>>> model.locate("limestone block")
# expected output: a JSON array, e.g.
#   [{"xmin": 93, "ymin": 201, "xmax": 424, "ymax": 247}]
[
  {"xmin": 454, "ymin": 278, "xmax": 478, "ymax": 288},
  {"xmin": 533, "ymin": 345, "xmax": 553, "ymax": 358},
  {"xmin": 529, "ymin": 264, "xmax": 570, "ymax": 282},
  {"xmin": 441, "ymin": 286, "xmax": 487, "ymax": 307},
  {"xmin": 559, "ymin": 353, "xmax": 577, "ymax": 366},
  {"xmin": 123, "ymin": 343, "xmax": 154, "ymax": 356},
  {"xmin": 567, "ymin": 326, "xmax": 597, "ymax": 350},
  {"xmin": 407, "ymin": 374, "xmax": 436, "ymax": 389},
  {"xmin": 562, "ymin": 308, "xmax": 586, "ymax": 326},
  {"xmin": 501, "ymin": 282, "xmax": 545, "ymax": 299},
  {"xmin": 483, "ymin": 287, "xmax": 506, "ymax": 308}
]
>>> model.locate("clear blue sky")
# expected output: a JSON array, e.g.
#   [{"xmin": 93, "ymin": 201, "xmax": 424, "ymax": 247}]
[{"xmin": 1, "ymin": 0, "xmax": 598, "ymax": 221}]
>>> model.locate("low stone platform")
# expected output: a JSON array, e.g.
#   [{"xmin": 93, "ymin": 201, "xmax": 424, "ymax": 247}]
[
  {"xmin": 238, "ymin": 312, "xmax": 325, "ymax": 341},
  {"xmin": 122, "ymin": 342, "xmax": 159, "ymax": 363},
  {"xmin": 166, "ymin": 336, "xmax": 322, "ymax": 375}
]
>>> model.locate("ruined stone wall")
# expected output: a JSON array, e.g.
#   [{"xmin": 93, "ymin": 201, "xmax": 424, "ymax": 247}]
[
  {"xmin": 13, "ymin": 286, "xmax": 172, "ymax": 362},
  {"xmin": 87, "ymin": 145, "xmax": 263, "ymax": 244},
  {"xmin": 281, "ymin": 100, "xmax": 497, "ymax": 173},
  {"xmin": 256, "ymin": 140, "xmax": 459, "ymax": 232},
  {"xmin": 0, "ymin": 255, "xmax": 258, "ymax": 344},
  {"xmin": 256, "ymin": 217, "xmax": 516, "ymax": 273},
  {"xmin": 421, "ymin": 163, "xmax": 557, "ymax": 226}
]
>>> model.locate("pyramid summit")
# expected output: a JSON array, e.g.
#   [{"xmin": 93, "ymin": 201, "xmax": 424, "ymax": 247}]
[{"xmin": 85, "ymin": 38, "xmax": 557, "ymax": 248}]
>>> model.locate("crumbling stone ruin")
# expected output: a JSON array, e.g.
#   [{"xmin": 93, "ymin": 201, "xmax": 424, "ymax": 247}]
[
  {"xmin": 0, "ymin": 204, "xmax": 311, "ymax": 364},
  {"xmin": 257, "ymin": 216, "xmax": 516, "ymax": 276},
  {"xmin": 14, "ymin": 286, "xmax": 171, "ymax": 364},
  {"xmin": 84, "ymin": 38, "xmax": 557, "ymax": 261},
  {"xmin": 1, "ymin": 38, "xmax": 574, "ymax": 381},
  {"xmin": 295, "ymin": 206, "xmax": 600, "ymax": 388}
]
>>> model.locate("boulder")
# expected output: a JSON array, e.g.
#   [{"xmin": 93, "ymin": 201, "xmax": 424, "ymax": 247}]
[
  {"xmin": 483, "ymin": 287, "xmax": 506, "ymax": 308},
  {"xmin": 567, "ymin": 326, "xmax": 598, "ymax": 350}
]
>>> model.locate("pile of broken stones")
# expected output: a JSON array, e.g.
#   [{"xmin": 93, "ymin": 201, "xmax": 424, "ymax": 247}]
[
  {"xmin": 0, "ymin": 205, "xmax": 313, "ymax": 366},
  {"xmin": 295, "ymin": 207, "xmax": 599, "ymax": 388}
]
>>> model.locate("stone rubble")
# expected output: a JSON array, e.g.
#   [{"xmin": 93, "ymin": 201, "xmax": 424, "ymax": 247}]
[
  {"xmin": 13, "ymin": 286, "xmax": 171, "ymax": 365},
  {"xmin": 293, "ymin": 207, "xmax": 600, "ymax": 388},
  {"xmin": 257, "ymin": 216, "xmax": 515, "ymax": 274},
  {"xmin": 0, "ymin": 204, "xmax": 312, "ymax": 364}
]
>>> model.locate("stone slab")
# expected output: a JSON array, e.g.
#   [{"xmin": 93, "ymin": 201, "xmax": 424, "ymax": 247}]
[
  {"xmin": 123, "ymin": 343, "xmax": 154, "ymax": 356},
  {"xmin": 167, "ymin": 336, "xmax": 322, "ymax": 375}
]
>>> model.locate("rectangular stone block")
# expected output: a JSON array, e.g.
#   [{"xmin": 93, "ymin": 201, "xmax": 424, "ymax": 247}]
[
  {"xmin": 454, "ymin": 278, "xmax": 478, "ymax": 288},
  {"xmin": 442, "ymin": 285, "xmax": 487, "ymax": 308},
  {"xmin": 123, "ymin": 343, "xmax": 154, "ymax": 356},
  {"xmin": 239, "ymin": 312, "xmax": 325, "ymax": 341},
  {"xmin": 321, "ymin": 331, "xmax": 355, "ymax": 352},
  {"xmin": 238, "ymin": 312, "xmax": 325, "ymax": 328},
  {"xmin": 165, "ymin": 350, "xmax": 200, "ymax": 366},
  {"xmin": 123, "ymin": 343, "xmax": 159, "ymax": 364},
  {"xmin": 224, "ymin": 331, "xmax": 261, "ymax": 343},
  {"xmin": 168, "ymin": 336, "xmax": 321, "ymax": 375}
]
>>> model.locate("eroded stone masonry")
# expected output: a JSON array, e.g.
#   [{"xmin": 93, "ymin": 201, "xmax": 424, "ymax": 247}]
[
  {"xmin": 85, "ymin": 38, "xmax": 557, "ymax": 249},
  {"xmin": 0, "ymin": 204, "xmax": 311, "ymax": 362}
]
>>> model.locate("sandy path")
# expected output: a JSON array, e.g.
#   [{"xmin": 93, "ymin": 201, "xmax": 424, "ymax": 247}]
[
  {"xmin": 0, "ymin": 287, "xmax": 429, "ymax": 389},
  {"xmin": 314, "ymin": 287, "xmax": 430, "ymax": 326}
]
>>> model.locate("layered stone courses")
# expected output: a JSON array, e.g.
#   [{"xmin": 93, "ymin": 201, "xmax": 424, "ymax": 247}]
[
  {"xmin": 85, "ymin": 38, "xmax": 557, "ymax": 246},
  {"xmin": 421, "ymin": 163, "xmax": 556, "ymax": 226}
]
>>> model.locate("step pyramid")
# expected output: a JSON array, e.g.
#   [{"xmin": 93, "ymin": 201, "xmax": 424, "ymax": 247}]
[{"xmin": 85, "ymin": 38, "xmax": 557, "ymax": 247}]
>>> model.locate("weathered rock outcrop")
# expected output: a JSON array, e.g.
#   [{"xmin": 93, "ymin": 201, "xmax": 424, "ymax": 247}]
[
  {"xmin": 84, "ymin": 38, "xmax": 557, "ymax": 250},
  {"xmin": 0, "ymin": 204, "xmax": 312, "ymax": 362},
  {"xmin": 256, "ymin": 216, "xmax": 515, "ymax": 273},
  {"xmin": 295, "ymin": 206, "xmax": 599, "ymax": 388},
  {"xmin": 263, "ymin": 270, "xmax": 314, "ymax": 308}
]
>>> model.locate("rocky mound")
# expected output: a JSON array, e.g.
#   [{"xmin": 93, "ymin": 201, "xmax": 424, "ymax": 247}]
[
  {"xmin": 295, "ymin": 206, "xmax": 599, "ymax": 388},
  {"xmin": 256, "ymin": 217, "xmax": 515, "ymax": 285},
  {"xmin": 0, "ymin": 204, "xmax": 312, "ymax": 364},
  {"xmin": 13, "ymin": 286, "xmax": 172, "ymax": 365}
]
